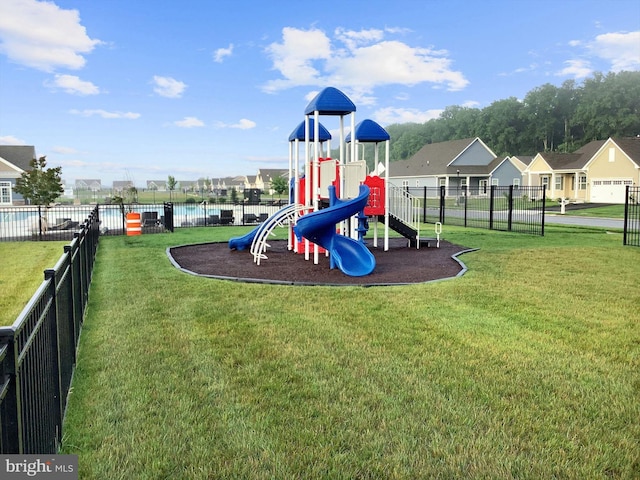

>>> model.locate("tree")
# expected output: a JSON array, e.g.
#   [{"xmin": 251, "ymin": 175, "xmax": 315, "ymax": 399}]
[
  {"xmin": 167, "ymin": 175, "xmax": 177, "ymax": 201},
  {"xmin": 271, "ymin": 175, "xmax": 288, "ymax": 196},
  {"xmin": 13, "ymin": 156, "xmax": 64, "ymax": 206},
  {"xmin": 111, "ymin": 184, "xmax": 138, "ymax": 221}
]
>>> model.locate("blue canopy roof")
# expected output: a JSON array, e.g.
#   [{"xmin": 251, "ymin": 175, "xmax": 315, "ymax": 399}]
[
  {"xmin": 288, "ymin": 119, "xmax": 332, "ymax": 142},
  {"xmin": 304, "ymin": 87, "xmax": 356, "ymax": 115},
  {"xmin": 345, "ymin": 119, "xmax": 390, "ymax": 143}
]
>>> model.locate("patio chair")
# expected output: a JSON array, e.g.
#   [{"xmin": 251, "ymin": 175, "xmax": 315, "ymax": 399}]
[{"xmin": 220, "ymin": 210, "xmax": 234, "ymax": 225}]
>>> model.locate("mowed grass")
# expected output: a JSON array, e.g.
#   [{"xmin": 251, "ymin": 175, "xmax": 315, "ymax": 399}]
[
  {"xmin": 60, "ymin": 225, "xmax": 639, "ymax": 479},
  {"xmin": 0, "ymin": 241, "xmax": 68, "ymax": 326}
]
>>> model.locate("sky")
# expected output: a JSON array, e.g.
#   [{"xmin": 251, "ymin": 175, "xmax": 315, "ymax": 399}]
[{"xmin": 0, "ymin": 0, "xmax": 639, "ymax": 187}]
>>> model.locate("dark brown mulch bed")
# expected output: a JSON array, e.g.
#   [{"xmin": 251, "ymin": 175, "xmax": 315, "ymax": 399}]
[{"xmin": 168, "ymin": 238, "xmax": 475, "ymax": 286}]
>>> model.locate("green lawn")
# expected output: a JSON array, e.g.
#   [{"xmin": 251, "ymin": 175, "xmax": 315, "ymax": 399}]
[
  {"xmin": 58, "ymin": 224, "xmax": 640, "ymax": 479},
  {"xmin": 564, "ymin": 204, "xmax": 626, "ymax": 218},
  {"xmin": 0, "ymin": 241, "xmax": 68, "ymax": 326}
]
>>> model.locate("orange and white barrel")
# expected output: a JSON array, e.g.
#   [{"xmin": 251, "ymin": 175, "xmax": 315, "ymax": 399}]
[{"xmin": 125, "ymin": 212, "xmax": 142, "ymax": 236}]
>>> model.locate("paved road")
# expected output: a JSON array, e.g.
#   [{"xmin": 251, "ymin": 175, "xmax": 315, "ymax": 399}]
[{"xmin": 544, "ymin": 214, "xmax": 625, "ymax": 229}]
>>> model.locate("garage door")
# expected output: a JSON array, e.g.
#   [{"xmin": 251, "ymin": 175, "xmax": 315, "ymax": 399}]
[{"xmin": 590, "ymin": 179, "xmax": 632, "ymax": 204}]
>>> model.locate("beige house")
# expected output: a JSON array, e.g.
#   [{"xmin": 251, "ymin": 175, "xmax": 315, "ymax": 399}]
[
  {"xmin": 524, "ymin": 137, "xmax": 640, "ymax": 204},
  {"xmin": 255, "ymin": 169, "xmax": 288, "ymax": 193}
]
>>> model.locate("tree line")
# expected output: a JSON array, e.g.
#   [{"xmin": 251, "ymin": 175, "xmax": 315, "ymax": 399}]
[{"xmin": 345, "ymin": 71, "xmax": 639, "ymax": 168}]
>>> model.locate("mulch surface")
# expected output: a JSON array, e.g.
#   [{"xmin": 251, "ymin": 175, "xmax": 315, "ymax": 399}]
[{"xmin": 168, "ymin": 237, "xmax": 474, "ymax": 286}]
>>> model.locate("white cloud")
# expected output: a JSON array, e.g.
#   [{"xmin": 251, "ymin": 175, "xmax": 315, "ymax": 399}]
[
  {"xmin": 373, "ymin": 106, "xmax": 443, "ymax": 125},
  {"xmin": 230, "ymin": 119, "xmax": 256, "ymax": 129},
  {"xmin": 174, "ymin": 116, "xmax": 205, "ymax": 128},
  {"xmin": 0, "ymin": 0, "xmax": 101, "ymax": 71},
  {"xmin": 461, "ymin": 100, "xmax": 480, "ymax": 108},
  {"xmin": 556, "ymin": 59, "xmax": 593, "ymax": 79},
  {"xmin": 51, "ymin": 146, "xmax": 80, "ymax": 154},
  {"xmin": 262, "ymin": 27, "xmax": 468, "ymax": 97},
  {"xmin": 0, "ymin": 135, "xmax": 26, "ymax": 145},
  {"xmin": 215, "ymin": 118, "xmax": 256, "ymax": 129},
  {"xmin": 45, "ymin": 74, "xmax": 100, "ymax": 95},
  {"xmin": 334, "ymin": 27, "xmax": 384, "ymax": 51},
  {"xmin": 69, "ymin": 109, "xmax": 140, "ymax": 119},
  {"xmin": 590, "ymin": 31, "xmax": 640, "ymax": 71},
  {"xmin": 213, "ymin": 44, "xmax": 233, "ymax": 63},
  {"xmin": 152, "ymin": 75, "xmax": 187, "ymax": 98},
  {"xmin": 263, "ymin": 27, "xmax": 333, "ymax": 92}
]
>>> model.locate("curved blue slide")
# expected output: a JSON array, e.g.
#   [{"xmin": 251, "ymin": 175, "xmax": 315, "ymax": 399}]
[
  {"xmin": 228, "ymin": 225, "xmax": 259, "ymax": 251},
  {"xmin": 229, "ymin": 204, "xmax": 293, "ymax": 250},
  {"xmin": 293, "ymin": 184, "xmax": 375, "ymax": 277}
]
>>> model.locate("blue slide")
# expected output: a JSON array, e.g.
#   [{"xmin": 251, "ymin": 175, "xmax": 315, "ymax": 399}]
[
  {"xmin": 293, "ymin": 184, "xmax": 375, "ymax": 277},
  {"xmin": 228, "ymin": 226, "xmax": 259, "ymax": 251},
  {"xmin": 228, "ymin": 204, "xmax": 293, "ymax": 250}
]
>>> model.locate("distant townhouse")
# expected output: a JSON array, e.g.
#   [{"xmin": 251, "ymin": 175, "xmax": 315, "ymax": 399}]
[
  {"xmin": 75, "ymin": 179, "xmax": 102, "ymax": 191},
  {"xmin": 113, "ymin": 180, "xmax": 135, "ymax": 193},
  {"xmin": 256, "ymin": 168, "xmax": 288, "ymax": 193},
  {"xmin": 146, "ymin": 180, "xmax": 168, "ymax": 191},
  {"xmin": 0, "ymin": 145, "xmax": 35, "ymax": 205}
]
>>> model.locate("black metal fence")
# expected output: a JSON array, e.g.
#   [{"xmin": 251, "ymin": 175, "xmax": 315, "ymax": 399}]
[
  {"xmin": 624, "ymin": 186, "xmax": 640, "ymax": 247},
  {"xmin": 408, "ymin": 185, "xmax": 546, "ymax": 236},
  {"xmin": 1, "ymin": 200, "xmax": 290, "ymax": 241},
  {"xmin": 0, "ymin": 207, "xmax": 100, "ymax": 453}
]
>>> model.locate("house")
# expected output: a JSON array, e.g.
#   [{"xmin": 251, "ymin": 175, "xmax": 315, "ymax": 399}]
[
  {"xmin": 388, "ymin": 137, "xmax": 521, "ymax": 194},
  {"xmin": 113, "ymin": 180, "xmax": 135, "ymax": 193},
  {"xmin": 75, "ymin": 179, "xmax": 102, "ymax": 191},
  {"xmin": 0, "ymin": 145, "xmax": 36, "ymax": 205},
  {"xmin": 255, "ymin": 169, "xmax": 288, "ymax": 193},
  {"xmin": 524, "ymin": 137, "xmax": 640, "ymax": 203},
  {"xmin": 246, "ymin": 175, "xmax": 257, "ymax": 189},
  {"xmin": 146, "ymin": 180, "xmax": 167, "ymax": 191}
]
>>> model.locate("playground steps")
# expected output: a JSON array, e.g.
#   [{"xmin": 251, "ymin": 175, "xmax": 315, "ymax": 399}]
[{"xmin": 378, "ymin": 213, "xmax": 419, "ymax": 247}]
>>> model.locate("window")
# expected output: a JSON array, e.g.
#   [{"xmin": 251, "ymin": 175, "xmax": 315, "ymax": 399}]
[
  {"xmin": 401, "ymin": 180, "xmax": 409, "ymax": 188},
  {"xmin": 415, "ymin": 180, "xmax": 420, "ymax": 187},
  {"xmin": 491, "ymin": 178, "xmax": 499, "ymax": 186},
  {"xmin": 555, "ymin": 176, "xmax": 563, "ymax": 190},
  {"xmin": 578, "ymin": 175, "xmax": 587, "ymax": 190},
  {"xmin": 541, "ymin": 176, "xmax": 550, "ymax": 189},
  {"xmin": 513, "ymin": 178, "xmax": 520, "ymax": 188},
  {"xmin": 479, "ymin": 179, "xmax": 488, "ymax": 194},
  {"xmin": 0, "ymin": 182, "xmax": 11, "ymax": 204},
  {"xmin": 439, "ymin": 178, "xmax": 446, "ymax": 187},
  {"xmin": 608, "ymin": 147, "xmax": 615, "ymax": 162}
]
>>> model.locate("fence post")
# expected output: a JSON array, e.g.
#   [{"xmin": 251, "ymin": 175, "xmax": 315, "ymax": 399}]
[
  {"xmin": 439, "ymin": 185, "xmax": 445, "ymax": 224},
  {"xmin": 623, "ymin": 185, "xmax": 629, "ymax": 245},
  {"xmin": 44, "ymin": 269, "xmax": 63, "ymax": 449},
  {"xmin": 508, "ymin": 185, "xmax": 514, "ymax": 231},
  {"xmin": 464, "ymin": 189, "xmax": 468, "ymax": 227},
  {"xmin": 489, "ymin": 185, "xmax": 495, "ymax": 230},
  {"xmin": 163, "ymin": 202, "xmax": 174, "ymax": 232},
  {"xmin": 541, "ymin": 186, "xmax": 546, "ymax": 237},
  {"xmin": 38, "ymin": 205, "xmax": 43, "ymax": 241},
  {"xmin": 423, "ymin": 187, "xmax": 427, "ymax": 223},
  {"xmin": 0, "ymin": 336, "xmax": 21, "ymax": 453}
]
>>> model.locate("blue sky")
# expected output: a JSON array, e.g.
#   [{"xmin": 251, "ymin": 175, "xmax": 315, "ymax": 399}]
[{"xmin": 1, "ymin": 0, "xmax": 638, "ymax": 187}]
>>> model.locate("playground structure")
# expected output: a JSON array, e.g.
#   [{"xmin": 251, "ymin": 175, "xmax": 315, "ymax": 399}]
[{"xmin": 229, "ymin": 87, "xmax": 429, "ymax": 277}]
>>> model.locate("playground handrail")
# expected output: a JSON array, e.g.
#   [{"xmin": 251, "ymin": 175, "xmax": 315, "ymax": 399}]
[
  {"xmin": 250, "ymin": 203, "xmax": 306, "ymax": 265},
  {"xmin": 387, "ymin": 184, "xmax": 421, "ymax": 243}
]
